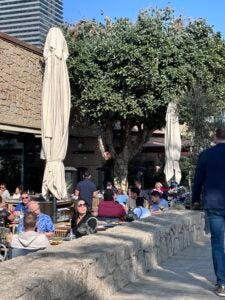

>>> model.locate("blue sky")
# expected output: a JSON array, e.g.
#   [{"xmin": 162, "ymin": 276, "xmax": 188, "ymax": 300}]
[{"xmin": 63, "ymin": 0, "xmax": 225, "ymax": 36}]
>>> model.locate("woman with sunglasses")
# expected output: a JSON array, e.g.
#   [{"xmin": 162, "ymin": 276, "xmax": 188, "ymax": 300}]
[{"xmin": 71, "ymin": 199, "xmax": 97, "ymax": 238}]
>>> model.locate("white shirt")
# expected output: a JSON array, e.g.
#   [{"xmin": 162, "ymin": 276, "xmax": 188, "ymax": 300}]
[
  {"xmin": 12, "ymin": 193, "xmax": 21, "ymax": 200},
  {"xmin": 1, "ymin": 190, "xmax": 10, "ymax": 201},
  {"xmin": 133, "ymin": 207, "xmax": 151, "ymax": 219}
]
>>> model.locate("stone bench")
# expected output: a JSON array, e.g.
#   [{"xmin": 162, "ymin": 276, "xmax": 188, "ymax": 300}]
[{"xmin": 1, "ymin": 210, "xmax": 204, "ymax": 300}]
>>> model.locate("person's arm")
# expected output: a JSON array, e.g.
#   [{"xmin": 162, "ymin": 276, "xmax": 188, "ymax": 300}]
[
  {"xmin": 162, "ymin": 200, "xmax": 169, "ymax": 210},
  {"xmin": 45, "ymin": 231, "xmax": 54, "ymax": 238},
  {"xmin": 13, "ymin": 204, "xmax": 22, "ymax": 217},
  {"xmin": 44, "ymin": 216, "xmax": 55, "ymax": 238},
  {"xmin": 0, "ymin": 200, "xmax": 5, "ymax": 208},
  {"xmin": 92, "ymin": 183, "xmax": 97, "ymax": 199},
  {"xmin": 151, "ymin": 210, "xmax": 163, "ymax": 215},
  {"xmin": 127, "ymin": 197, "xmax": 134, "ymax": 210},
  {"xmin": 92, "ymin": 190, "xmax": 98, "ymax": 198},
  {"xmin": 7, "ymin": 213, "xmax": 15, "ymax": 222},
  {"xmin": 40, "ymin": 235, "xmax": 51, "ymax": 247},
  {"xmin": 17, "ymin": 219, "xmax": 24, "ymax": 233},
  {"xmin": 74, "ymin": 190, "xmax": 79, "ymax": 200},
  {"xmin": 192, "ymin": 152, "xmax": 206, "ymax": 206},
  {"xmin": 6, "ymin": 190, "xmax": 10, "ymax": 199},
  {"xmin": 74, "ymin": 182, "xmax": 80, "ymax": 199}
]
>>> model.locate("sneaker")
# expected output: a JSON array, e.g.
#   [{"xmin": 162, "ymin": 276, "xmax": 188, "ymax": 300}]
[{"xmin": 215, "ymin": 285, "xmax": 225, "ymax": 297}]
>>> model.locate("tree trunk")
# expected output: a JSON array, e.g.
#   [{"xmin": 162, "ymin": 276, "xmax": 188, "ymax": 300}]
[
  {"xmin": 113, "ymin": 154, "xmax": 129, "ymax": 191},
  {"xmin": 99, "ymin": 123, "xmax": 156, "ymax": 191}
]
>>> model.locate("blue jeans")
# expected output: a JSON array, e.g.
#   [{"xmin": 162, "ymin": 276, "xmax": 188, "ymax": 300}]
[{"xmin": 206, "ymin": 209, "xmax": 225, "ymax": 285}]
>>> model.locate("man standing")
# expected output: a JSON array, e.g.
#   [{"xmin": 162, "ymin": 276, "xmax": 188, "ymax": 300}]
[
  {"xmin": 74, "ymin": 171, "xmax": 97, "ymax": 208},
  {"xmin": 192, "ymin": 126, "xmax": 225, "ymax": 297}
]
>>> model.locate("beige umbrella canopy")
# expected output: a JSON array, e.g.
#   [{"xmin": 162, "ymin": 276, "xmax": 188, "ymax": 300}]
[
  {"xmin": 164, "ymin": 102, "xmax": 182, "ymax": 184},
  {"xmin": 41, "ymin": 27, "xmax": 71, "ymax": 199}
]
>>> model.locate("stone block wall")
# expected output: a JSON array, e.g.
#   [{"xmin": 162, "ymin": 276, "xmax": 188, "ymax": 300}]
[
  {"xmin": 0, "ymin": 33, "xmax": 43, "ymax": 129},
  {"xmin": 1, "ymin": 211, "xmax": 204, "ymax": 300}
]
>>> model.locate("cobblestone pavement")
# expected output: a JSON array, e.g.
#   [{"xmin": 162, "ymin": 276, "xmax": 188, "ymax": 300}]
[{"xmin": 112, "ymin": 237, "xmax": 219, "ymax": 300}]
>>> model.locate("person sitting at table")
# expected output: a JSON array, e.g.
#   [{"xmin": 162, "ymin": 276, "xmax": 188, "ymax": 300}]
[
  {"xmin": 11, "ymin": 212, "xmax": 50, "ymax": 250},
  {"xmin": 98, "ymin": 189, "xmax": 126, "ymax": 220},
  {"xmin": 152, "ymin": 182, "xmax": 164, "ymax": 194},
  {"xmin": 71, "ymin": 199, "xmax": 97, "ymax": 238},
  {"xmin": 150, "ymin": 190, "xmax": 169, "ymax": 214},
  {"xmin": 116, "ymin": 188, "xmax": 128, "ymax": 205},
  {"xmin": 0, "ymin": 195, "xmax": 6, "ymax": 209},
  {"xmin": 0, "ymin": 183, "xmax": 10, "ymax": 202},
  {"xmin": 12, "ymin": 185, "xmax": 23, "ymax": 200},
  {"xmin": 17, "ymin": 201, "xmax": 54, "ymax": 238},
  {"xmin": 0, "ymin": 197, "xmax": 11, "ymax": 226},
  {"xmin": 127, "ymin": 187, "xmax": 140, "ymax": 210},
  {"xmin": 133, "ymin": 197, "xmax": 151, "ymax": 219},
  {"xmin": 13, "ymin": 191, "xmax": 31, "ymax": 217}
]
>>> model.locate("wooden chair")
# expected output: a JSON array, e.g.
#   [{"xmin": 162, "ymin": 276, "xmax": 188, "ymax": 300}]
[
  {"xmin": 0, "ymin": 243, "xmax": 8, "ymax": 261},
  {"xmin": 54, "ymin": 229, "xmax": 69, "ymax": 238},
  {"xmin": 8, "ymin": 223, "xmax": 18, "ymax": 235},
  {"xmin": 0, "ymin": 226, "xmax": 10, "ymax": 243}
]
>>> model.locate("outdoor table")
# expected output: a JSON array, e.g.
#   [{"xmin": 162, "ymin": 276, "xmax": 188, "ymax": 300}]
[
  {"xmin": 5, "ymin": 199, "xmax": 19, "ymax": 212},
  {"xmin": 49, "ymin": 238, "xmax": 64, "ymax": 246}
]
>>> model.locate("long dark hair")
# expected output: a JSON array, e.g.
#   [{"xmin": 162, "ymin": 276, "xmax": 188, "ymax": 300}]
[{"xmin": 71, "ymin": 199, "xmax": 91, "ymax": 228}]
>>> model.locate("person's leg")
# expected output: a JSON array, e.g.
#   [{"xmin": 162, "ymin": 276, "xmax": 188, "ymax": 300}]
[
  {"xmin": 207, "ymin": 210, "xmax": 225, "ymax": 285},
  {"xmin": 204, "ymin": 210, "xmax": 210, "ymax": 234}
]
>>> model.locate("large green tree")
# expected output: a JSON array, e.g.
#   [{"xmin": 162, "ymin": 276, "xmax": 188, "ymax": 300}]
[{"xmin": 65, "ymin": 8, "xmax": 225, "ymax": 189}]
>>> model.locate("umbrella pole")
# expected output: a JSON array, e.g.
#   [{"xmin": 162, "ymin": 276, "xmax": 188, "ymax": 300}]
[
  {"xmin": 48, "ymin": 192, "xmax": 57, "ymax": 224},
  {"xmin": 52, "ymin": 196, "xmax": 57, "ymax": 224}
]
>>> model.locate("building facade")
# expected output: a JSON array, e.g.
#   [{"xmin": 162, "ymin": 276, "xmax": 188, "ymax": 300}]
[
  {"xmin": 0, "ymin": 0, "xmax": 63, "ymax": 48},
  {"xmin": 0, "ymin": 32, "xmax": 188, "ymax": 195},
  {"xmin": 0, "ymin": 32, "xmax": 103, "ymax": 193}
]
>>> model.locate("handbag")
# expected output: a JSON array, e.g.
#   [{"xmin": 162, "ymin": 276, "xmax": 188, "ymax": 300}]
[
  {"xmin": 125, "ymin": 209, "xmax": 138, "ymax": 222},
  {"xmin": 77, "ymin": 217, "xmax": 98, "ymax": 235}
]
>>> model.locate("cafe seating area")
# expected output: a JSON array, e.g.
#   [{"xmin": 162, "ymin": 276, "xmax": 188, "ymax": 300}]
[{"xmin": 0, "ymin": 208, "xmax": 127, "ymax": 261}]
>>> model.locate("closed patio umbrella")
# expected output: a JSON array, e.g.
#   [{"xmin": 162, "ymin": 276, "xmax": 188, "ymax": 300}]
[
  {"xmin": 41, "ymin": 27, "xmax": 71, "ymax": 199},
  {"xmin": 164, "ymin": 102, "xmax": 181, "ymax": 184}
]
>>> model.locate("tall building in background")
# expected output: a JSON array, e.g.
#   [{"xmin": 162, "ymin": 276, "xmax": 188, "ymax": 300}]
[{"xmin": 0, "ymin": 0, "xmax": 63, "ymax": 48}]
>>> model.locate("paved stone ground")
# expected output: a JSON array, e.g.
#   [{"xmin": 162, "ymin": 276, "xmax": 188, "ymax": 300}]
[{"xmin": 112, "ymin": 237, "xmax": 219, "ymax": 300}]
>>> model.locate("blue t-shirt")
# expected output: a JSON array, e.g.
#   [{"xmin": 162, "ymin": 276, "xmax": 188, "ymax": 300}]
[
  {"xmin": 151, "ymin": 198, "xmax": 169, "ymax": 212},
  {"xmin": 76, "ymin": 179, "xmax": 96, "ymax": 207},
  {"xmin": 17, "ymin": 213, "xmax": 55, "ymax": 233},
  {"xmin": 14, "ymin": 203, "xmax": 29, "ymax": 214},
  {"xmin": 133, "ymin": 207, "xmax": 151, "ymax": 219},
  {"xmin": 116, "ymin": 194, "xmax": 128, "ymax": 204}
]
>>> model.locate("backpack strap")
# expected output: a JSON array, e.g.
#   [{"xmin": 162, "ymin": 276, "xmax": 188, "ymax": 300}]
[{"xmin": 138, "ymin": 207, "xmax": 143, "ymax": 218}]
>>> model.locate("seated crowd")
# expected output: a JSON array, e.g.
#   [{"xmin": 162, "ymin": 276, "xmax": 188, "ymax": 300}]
[{"xmin": 0, "ymin": 178, "xmax": 170, "ymax": 257}]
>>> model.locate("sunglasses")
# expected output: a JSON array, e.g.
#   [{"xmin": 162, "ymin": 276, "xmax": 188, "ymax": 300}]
[
  {"xmin": 22, "ymin": 196, "xmax": 29, "ymax": 200},
  {"xmin": 78, "ymin": 203, "xmax": 87, "ymax": 207},
  {"xmin": 29, "ymin": 208, "xmax": 39, "ymax": 213}
]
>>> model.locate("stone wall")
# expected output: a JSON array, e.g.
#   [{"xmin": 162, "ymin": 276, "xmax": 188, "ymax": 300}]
[
  {"xmin": 0, "ymin": 33, "xmax": 43, "ymax": 129},
  {"xmin": 1, "ymin": 211, "xmax": 204, "ymax": 300}
]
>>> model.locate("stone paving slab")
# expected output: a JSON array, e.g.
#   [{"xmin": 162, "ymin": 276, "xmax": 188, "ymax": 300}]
[{"xmin": 112, "ymin": 237, "xmax": 218, "ymax": 299}]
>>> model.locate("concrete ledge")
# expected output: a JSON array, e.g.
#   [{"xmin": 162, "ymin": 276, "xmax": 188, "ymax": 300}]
[{"xmin": 1, "ymin": 211, "xmax": 204, "ymax": 300}]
